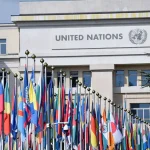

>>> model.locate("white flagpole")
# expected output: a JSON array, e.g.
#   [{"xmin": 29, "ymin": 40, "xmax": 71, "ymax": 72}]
[
  {"xmin": 19, "ymin": 76, "xmax": 23, "ymax": 150},
  {"xmin": 87, "ymin": 87, "xmax": 91, "ymax": 150},
  {"xmin": 1, "ymin": 67, "xmax": 5, "ymax": 150},
  {"xmin": 59, "ymin": 70, "xmax": 62, "ymax": 150},
  {"xmin": 78, "ymin": 82, "xmax": 82, "ymax": 150},
  {"xmin": 40, "ymin": 58, "xmax": 44, "ymax": 150},
  {"xmin": 84, "ymin": 86, "xmax": 87, "ymax": 150},
  {"xmin": 25, "ymin": 50, "xmax": 29, "ymax": 150},
  {"xmin": 31, "ymin": 54, "xmax": 36, "ymax": 150},
  {"xmin": 14, "ymin": 73, "xmax": 18, "ymax": 150},
  {"xmin": 6, "ymin": 71, "xmax": 10, "ymax": 150},
  {"xmin": 51, "ymin": 66, "xmax": 55, "ymax": 150},
  {"xmin": 63, "ymin": 72, "xmax": 66, "ymax": 150}
]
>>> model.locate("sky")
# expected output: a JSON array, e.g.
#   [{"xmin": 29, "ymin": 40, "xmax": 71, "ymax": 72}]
[{"xmin": 0, "ymin": 0, "xmax": 20, "ymax": 23}]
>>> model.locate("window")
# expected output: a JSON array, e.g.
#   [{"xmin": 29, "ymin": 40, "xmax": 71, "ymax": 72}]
[
  {"xmin": 131, "ymin": 103, "xmax": 150, "ymax": 123},
  {"xmin": 57, "ymin": 72, "xmax": 64, "ymax": 87},
  {"xmin": 141, "ymin": 70, "xmax": 150, "ymax": 86},
  {"xmin": 0, "ymin": 72, "xmax": 6, "ymax": 87},
  {"xmin": 70, "ymin": 71, "xmax": 78, "ymax": 87},
  {"xmin": 83, "ymin": 71, "xmax": 91, "ymax": 87},
  {"xmin": 47, "ymin": 72, "xmax": 51, "ymax": 85},
  {"xmin": 115, "ymin": 70, "xmax": 124, "ymax": 87},
  {"xmin": 129, "ymin": 70, "xmax": 137, "ymax": 86},
  {"xmin": 0, "ymin": 39, "xmax": 6, "ymax": 54}
]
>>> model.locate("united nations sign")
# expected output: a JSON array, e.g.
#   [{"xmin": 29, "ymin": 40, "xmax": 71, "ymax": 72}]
[
  {"xmin": 129, "ymin": 29, "xmax": 147, "ymax": 44},
  {"xmin": 50, "ymin": 26, "xmax": 149, "ymax": 50}
]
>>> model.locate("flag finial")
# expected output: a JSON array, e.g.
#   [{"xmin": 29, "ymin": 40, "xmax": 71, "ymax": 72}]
[
  {"xmin": 25, "ymin": 50, "xmax": 30, "ymax": 55},
  {"xmin": 40, "ymin": 58, "xmax": 44, "ymax": 64},
  {"xmin": 14, "ymin": 73, "xmax": 18, "ymax": 78},
  {"xmin": 31, "ymin": 54, "xmax": 36, "ymax": 59}
]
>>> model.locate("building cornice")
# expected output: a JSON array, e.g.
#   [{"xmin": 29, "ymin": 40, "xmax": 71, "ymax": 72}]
[{"xmin": 11, "ymin": 12, "xmax": 150, "ymax": 22}]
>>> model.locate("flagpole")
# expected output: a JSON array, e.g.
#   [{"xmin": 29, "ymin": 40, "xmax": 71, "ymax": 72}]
[
  {"xmin": 6, "ymin": 71, "xmax": 10, "ymax": 150},
  {"xmin": 87, "ymin": 87, "xmax": 91, "ymax": 150},
  {"xmin": 44, "ymin": 62, "xmax": 50, "ymax": 150},
  {"xmin": 25, "ymin": 50, "xmax": 29, "ymax": 150},
  {"xmin": 96, "ymin": 92, "xmax": 99, "ymax": 149},
  {"xmin": 113, "ymin": 103, "xmax": 116, "ymax": 121},
  {"xmin": 31, "ymin": 54, "xmax": 36, "ymax": 150},
  {"xmin": 59, "ymin": 69, "xmax": 62, "ymax": 150},
  {"xmin": 84, "ymin": 85, "xmax": 87, "ymax": 150},
  {"xmin": 78, "ymin": 82, "xmax": 82, "ymax": 150},
  {"xmin": 14, "ymin": 73, "xmax": 18, "ymax": 149},
  {"xmin": 1, "ymin": 67, "xmax": 5, "ymax": 150},
  {"xmin": 40, "ymin": 58, "xmax": 44, "ymax": 150},
  {"xmin": 108, "ymin": 99, "xmax": 111, "ymax": 148},
  {"xmin": 76, "ymin": 79, "xmax": 79, "ymax": 149},
  {"xmin": 19, "ymin": 76, "xmax": 23, "ymax": 150},
  {"xmin": 63, "ymin": 72, "xmax": 67, "ymax": 150},
  {"xmin": 51, "ymin": 66, "xmax": 55, "ymax": 150},
  {"xmin": 69, "ymin": 74, "xmax": 73, "ymax": 150},
  {"xmin": 99, "ymin": 94, "xmax": 103, "ymax": 150}
]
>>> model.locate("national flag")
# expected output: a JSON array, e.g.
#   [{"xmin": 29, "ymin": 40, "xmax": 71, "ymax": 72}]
[
  {"xmin": 142, "ymin": 127, "xmax": 148, "ymax": 150},
  {"xmin": 90, "ymin": 102, "xmax": 97, "ymax": 149},
  {"xmin": 108, "ymin": 111, "xmax": 122, "ymax": 149},
  {"xmin": 29, "ymin": 78, "xmax": 38, "ymax": 126},
  {"xmin": 72, "ymin": 92, "xmax": 77, "ymax": 148},
  {"xmin": 102, "ymin": 108, "xmax": 108, "ymax": 149},
  {"xmin": 4, "ymin": 81, "xmax": 10, "ymax": 135},
  {"xmin": 11, "ymin": 88, "xmax": 17, "ymax": 140},
  {"xmin": 18, "ymin": 91, "xmax": 26, "ymax": 141},
  {"xmin": 23, "ymin": 66, "xmax": 31, "ymax": 127},
  {"xmin": 0, "ymin": 82, "xmax": 4, "ymax": 135}
]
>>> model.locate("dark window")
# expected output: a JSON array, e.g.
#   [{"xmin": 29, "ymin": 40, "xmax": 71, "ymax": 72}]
[
  {"xmin": 70, "ymin": 71, "xmax": 78, "ymax": 87},
  {"xmin": 83, "ymin": 71, "xmax": 91, "ymax": 87},
  {"xmin": 57, "ymin": 72, "xmax": 64, "ymax": 87},
  {"xmin": 141, "ymin": 70, "xmax": 150, "ymax": 86},
  {"xmin": 131, "ymin": 103, "xmax": 150, "ymax": 123},
  {"xmin": 115, "ymin": 70, "xmax": 124, "ymax": 87},
  {"xmin": 129, "ymin": 70, "xmax": 137, "ymax": 86},
  {"xmin": 0, "ymin": 39, "xmax": 6, "ymax": 54}
]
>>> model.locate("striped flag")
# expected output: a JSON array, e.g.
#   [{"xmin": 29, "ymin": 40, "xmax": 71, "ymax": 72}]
[
  {"xmin": 0, "ymin": 82, "xmax": 4, "ymax": 135},
  {"xmin": 4, "ymin": 81, "xmax": 10, "ymax": 135},
  {"xmin": 102, "ymin": 108, "xmax": 108, "ymax": 149},
  {"xmin": 90, "ymin": 102, "xmax": 97, "ymax": 149}
]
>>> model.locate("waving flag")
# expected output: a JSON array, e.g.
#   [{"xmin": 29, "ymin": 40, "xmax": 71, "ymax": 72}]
[
  {"xmin": 11, "ymin": 88, "xmax": 17, "ymax": 140},
  {"xmin": 108, "ymin": 111, "xmax": 122, "ymax": 149},
  {"xmin": 142, "ymin": 127, "xmax": 148, "ymax": 150},
  {"xmin": 0, "ymin": 82, "xmax": 4, "ymax": 135},
  {"xmin": 29, "ymin": 78, "xmax": 38, "ymax": 126},
  {"xmin": 4, "ymin": 81, "xmax": 10, "ymax": 135},
  {"xmin": 102, "ymin": 108, "xmax": 108, "ymax": 149},
  {"xmin": 18, "ymin": 91, "xmax": 26, "ymax": 141},
  {"xmin": 90, "ymin": 102, "xmax": 97, "ymax": 149},
  {"xmin": 23, "ymin": 66, "xmax": 31, "ymax": 127}
]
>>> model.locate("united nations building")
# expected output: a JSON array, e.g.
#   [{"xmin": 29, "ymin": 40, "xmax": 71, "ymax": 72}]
[{"xmin": 1, "ymin": 0, "xmax": 150, "ymax": 123}]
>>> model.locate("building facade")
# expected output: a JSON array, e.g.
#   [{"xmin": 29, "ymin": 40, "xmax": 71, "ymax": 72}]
[{"xmin": 0, "ymin": 0, "xmax": 150, "ymax": 122}]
